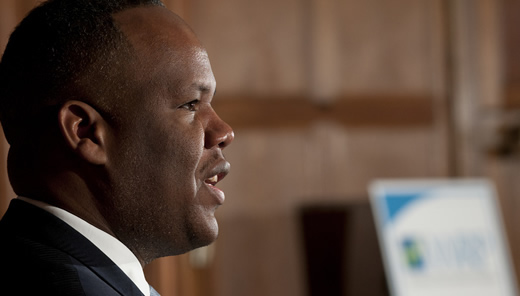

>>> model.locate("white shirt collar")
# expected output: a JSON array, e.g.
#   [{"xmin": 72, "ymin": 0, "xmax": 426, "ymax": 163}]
[{"xmin": 18, "ymin": 196, "xmax": 150, "ymax": 296}]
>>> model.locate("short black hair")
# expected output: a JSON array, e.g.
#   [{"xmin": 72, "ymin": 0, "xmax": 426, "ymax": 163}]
[{"xmin": 0, "ymin": 0, "xmax": 164, "ymax": 145}]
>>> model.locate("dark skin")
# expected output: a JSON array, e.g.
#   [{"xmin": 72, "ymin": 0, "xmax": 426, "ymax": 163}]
[{"xmin": 9, "ymin": 6, "xmax": 234, "ymax": 266}]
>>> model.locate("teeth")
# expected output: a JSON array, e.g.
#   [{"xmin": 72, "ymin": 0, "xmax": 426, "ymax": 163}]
[{"xmin": 207, "ymin": 175, "xmax": 218, "ymax": 183}]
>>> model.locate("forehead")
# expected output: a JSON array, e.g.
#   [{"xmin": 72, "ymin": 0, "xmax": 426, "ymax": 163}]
[
  {"xmin": 114, "ymin": 6, "xmax": 204, "ymax": 61},
  {"xmin": 113, "ymin": 6, "xmax": 215, "ymax": 97}
]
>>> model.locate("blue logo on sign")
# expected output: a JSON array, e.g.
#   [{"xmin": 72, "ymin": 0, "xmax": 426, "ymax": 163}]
[{"xmin": 402, "ymin": 237, "xmax": 424, "ymax": 271}]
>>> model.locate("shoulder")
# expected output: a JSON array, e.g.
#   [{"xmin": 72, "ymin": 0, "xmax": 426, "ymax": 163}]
[
  {"xmin": 0, "ymin": 200, "xmax": 134, "ymax": 295},
  {"xmin": 1, "ymin": 234, "xmax": 87, "ymax": 295},
  {"xmin": 1, "ymin": 224, "xmax": 126, "ymax": 295},
  {"xmin": 0, "ymin": 200, "xmax": 119, "ymax": 295}
]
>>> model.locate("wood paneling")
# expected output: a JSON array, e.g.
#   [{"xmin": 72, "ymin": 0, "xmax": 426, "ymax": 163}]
[
  {"xmin": 214, "ymin": 95, "xmax": 434, "ymax": 129},
  {"xmin": 187, "ymin": 0, "xmax": 449, "ymax": 296},
  {"xmin": 187, "ymin": 0, "xmax": 308, "ymax": 96},
  {"xmin": 503, "ymin": 0, "xmax": 520, "ymax": 107},
  {"xmin": 447, "ymin": 0, "xmax": 520, "ymax": 289}
]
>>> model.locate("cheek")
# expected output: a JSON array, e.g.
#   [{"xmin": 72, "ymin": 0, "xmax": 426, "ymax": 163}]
[
  {"xmin": 112, "ymin": 115, "xmax": 206, "ymax": 201},
  {"xmin": 159, "ymin": 122, "xmax": 205, "ymax": 187}
]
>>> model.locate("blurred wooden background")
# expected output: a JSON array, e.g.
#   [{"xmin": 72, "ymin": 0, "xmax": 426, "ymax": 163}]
[{"xmin": 1, "ymin": 0, "xmax": 520, "ymax": 295}]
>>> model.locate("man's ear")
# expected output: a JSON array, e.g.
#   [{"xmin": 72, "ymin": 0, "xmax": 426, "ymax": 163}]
[{"xmin": 58, "ymin": 101, "xmax": 109, "ymax": 165}]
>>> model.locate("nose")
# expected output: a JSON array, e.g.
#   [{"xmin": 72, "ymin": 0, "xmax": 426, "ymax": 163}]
[{"xmin": 204, "ymin": 109, "xmax": 234, "ymax": 149}]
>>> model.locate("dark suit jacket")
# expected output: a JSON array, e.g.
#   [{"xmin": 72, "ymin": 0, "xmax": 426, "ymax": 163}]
[{"xmin": 0, "ymin": 199, "xmax": 145, "ymax": 296}]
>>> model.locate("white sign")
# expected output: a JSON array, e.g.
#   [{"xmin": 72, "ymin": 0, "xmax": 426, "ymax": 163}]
[{"xmin": 369, "ymin": 179, "xmax": 518, "ymax": 296}]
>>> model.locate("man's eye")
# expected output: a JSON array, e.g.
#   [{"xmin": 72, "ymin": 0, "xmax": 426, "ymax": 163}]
[{"xmin": 180, "ymin": 100, "xmax": 199, "ymax": 111}]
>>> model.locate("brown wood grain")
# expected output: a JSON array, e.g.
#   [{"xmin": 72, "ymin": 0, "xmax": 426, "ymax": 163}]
[{"xmin": 213, "ymin": 95, "xmax": 434, "ymax": 129}]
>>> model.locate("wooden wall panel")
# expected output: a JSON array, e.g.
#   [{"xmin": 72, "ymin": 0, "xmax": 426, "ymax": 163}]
[
  {"xmin": 498, "ymin": 0, "xmax": 520, "ymax": 281},
  {"xmin": 213, "ymin": 95, "xmax": 434, "ymax": 128},
  {"xmin": 336, "ymin": 0, "xmax": 435, "ymax": 94},
  {"xmin": 183, "ymin": 0, "xmax": 450, "ymax": 296},
  {"xmin": 448, "ymin": 0, "xmax": 520, "ymax": 288},
  {"xmin": 186, "ymin": 0, "xmax": 308, "ymax": 96},
  {"xmin": 503, "ymin": 0, "xmax": 520, "ymax": 107}
]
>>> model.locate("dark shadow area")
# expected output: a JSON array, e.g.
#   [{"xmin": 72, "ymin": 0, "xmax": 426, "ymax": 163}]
[{"xmin": 300, "ymin": 202, "xmax": 389, "ymax": 296}]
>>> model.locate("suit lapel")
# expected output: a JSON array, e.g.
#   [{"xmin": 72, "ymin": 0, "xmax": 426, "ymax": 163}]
[{"xmin": 2, "ymin": 199, "xmax": 144, "ymax": 296}]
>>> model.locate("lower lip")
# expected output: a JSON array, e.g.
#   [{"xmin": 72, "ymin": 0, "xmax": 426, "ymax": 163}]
[{"xmin": 206, "ymin": 183, "xmax": 225, "ymax": 204}]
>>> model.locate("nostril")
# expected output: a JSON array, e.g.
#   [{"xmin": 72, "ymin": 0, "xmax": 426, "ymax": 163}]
[
  {"xmin": 205, "ymin": 113, "xmax": 234, "ymax": 149},
  {"xmin": 219, "ymin": 130, "xmax": 234, "ymax": 148}
]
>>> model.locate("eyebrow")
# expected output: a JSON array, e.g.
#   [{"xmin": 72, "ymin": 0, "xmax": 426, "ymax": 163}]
[{"xmin": 197, "ymin": 84, "xmax": 216, "ymax": 96}]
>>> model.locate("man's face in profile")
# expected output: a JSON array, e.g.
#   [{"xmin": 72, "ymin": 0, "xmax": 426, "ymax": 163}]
[{"xmin": 102, "ymin": 6, "xmax": 233, "ymax": 260}]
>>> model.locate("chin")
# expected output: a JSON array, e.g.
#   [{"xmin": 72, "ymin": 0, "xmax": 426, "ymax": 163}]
[{"xmin": 191, "ymin": 219, "xmax": 219, "ymax": 249}]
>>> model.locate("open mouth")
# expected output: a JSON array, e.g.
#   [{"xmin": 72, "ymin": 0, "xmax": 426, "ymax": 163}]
[
  {"xmin": 205, "ymin": 174, "xmax": 219, "ymax": 186},
  {"xmin": 203, "ymin": 164, "xmax": 229, "ymax": 204},
  {"xmin": 203, "ymin": 161, "xmax": 230, "ymax": 190}
]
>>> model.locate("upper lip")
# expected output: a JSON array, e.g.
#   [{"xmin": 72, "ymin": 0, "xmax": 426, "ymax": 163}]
[{"xmin": 204, "ymin": 160, "xmax": 230, "ymax": 186}]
